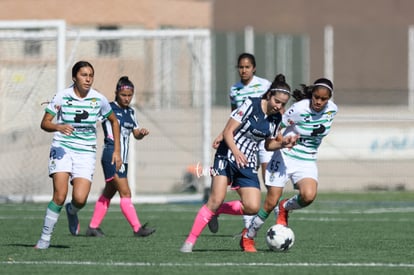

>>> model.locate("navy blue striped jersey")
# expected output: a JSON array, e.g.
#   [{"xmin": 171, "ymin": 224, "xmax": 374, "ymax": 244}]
[
  {"xmin": 102, "ymin": 102, "xmax": 139, "ymax": 164},
  {"xmin": 216, "ymin": 97, "xmax": 282, "ymax": 168}
]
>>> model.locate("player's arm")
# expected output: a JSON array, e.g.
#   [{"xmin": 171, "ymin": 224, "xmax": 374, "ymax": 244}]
[
  {"xmin": 40, "ymin": 112, "xmax": 74, "ymax": 135},
  {"xmin": 265, "ymin": 132, "xmax": 298, "ymax": 151},
  {"xmin": 222, "ymin": 118, "xmax": 247, "ymax": 168},
  {"xmin": 107, "ymin": 112, "xmax": 122, "ymax": 170}
]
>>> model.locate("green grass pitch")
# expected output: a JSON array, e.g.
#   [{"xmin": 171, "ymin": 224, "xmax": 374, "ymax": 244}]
[{"xmin": 1, "ymin": 191, "xmax": 413, "ymax": 275}]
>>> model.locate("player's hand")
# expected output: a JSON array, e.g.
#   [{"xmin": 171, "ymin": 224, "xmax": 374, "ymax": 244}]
[
  {"xmin": 234, "ymin": 150, "xmax": 248, "ymax": 168},
  {"xmin": 212, "ymin": 134, "xmax": 223, "ymax": 149},
  {"xmin": 111, "ymin": 152, "xmax": 123, "ymax": 171},
  {"xmin": 282, "ymin": 135, "xmax": 299, "ymax": 149},
  {"xmin": 57, "ymin": 124, "xmax": 74, "ymax": 136}
]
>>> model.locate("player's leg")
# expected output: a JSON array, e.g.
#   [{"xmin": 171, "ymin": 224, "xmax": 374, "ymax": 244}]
[
  {"xmin": 35, "ymin": 172, "xmax": 70, "ymax": 249},
  {"xmin": 66, "ymin": 151, "xmax": 95, "ymax": 236},
  {"xmin": 247, "ymin": 186, "xmax": 283, "ymax": 239},
  {"xmin": 276, "ymin": 160, "xmax": 318, "ymax": 225},
  {"xmin": 86, "ymin": 181, "xmax": 116, "ymax": 237},
  {"xmin": 281, "ymin": 178, "xmax": 318, "ymax": 212},
  {"xmin": 115, "ymin": 175, "xmax": 155, "ymax": 237},
  {"xmin": 181, "ymin": 175, "xmax": 228, "ymax": 252},
  {"xmin": 66, "ymin": 177, "xmax": 91, "ymax": 235}
]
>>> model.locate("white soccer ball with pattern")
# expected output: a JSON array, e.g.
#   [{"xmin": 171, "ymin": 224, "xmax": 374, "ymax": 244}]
[{"xmin": 265, "ymin": 224, "xmax": 295, "ymax": 252}]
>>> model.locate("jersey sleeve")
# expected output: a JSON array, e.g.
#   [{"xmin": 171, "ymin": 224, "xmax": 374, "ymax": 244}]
[
  {"xmin": 230, "ymin": 97, "xmax": 253, "ymax": 123},
  {"xmin": 44, "ymin": 93, "xmax": 62, "ymax": 116},
  {"xmin": 130, "ymin": 107, "xmax": 140, "ymax": 129},
  {"xmin": 281, "ymin": 102, "xmax": 302, "ymax": 128},
  {"xmin": 100, "ymin": 96, "xmax": 113, "ymax": 119}
]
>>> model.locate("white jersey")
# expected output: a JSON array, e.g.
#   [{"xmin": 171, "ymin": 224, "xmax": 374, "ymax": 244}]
[
  {"xmin": 45, "ymin": 87, "xmax": 113, "ymax": 153},
  {"xmin": 229, "ymin": 75, "xmax": 271, "ymax": 108},
  {"xmin": 281, "ymin": 99, "xmax": 338, "ymax": 161}
]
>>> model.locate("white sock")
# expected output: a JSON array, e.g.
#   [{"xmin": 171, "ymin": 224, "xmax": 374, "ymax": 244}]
[
  {"xmin": 242, "ymin": 215, "xmax": 254, "ymax": 229},
  {"xmin": 40, "ymin": 208, "xmax": 60, "ymax": 241},
  {"xmin": 246, "ymin": 215, "xmax": 264, "ymax": 238}
]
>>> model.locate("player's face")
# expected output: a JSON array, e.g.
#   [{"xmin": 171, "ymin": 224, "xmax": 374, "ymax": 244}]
[
  {"xmin": 117, "ymin": 88, "xmax": 134, "ymax": 108},
  {"xmin": 266, "ymin": 92, "xmax": 290, "ymax": 115},
  {"xmin": 238, "ymin": 58, "xmax": 256, "ymax": 84},
  {"xmin": 311, "ymin": 87, "xmax": 330, "ymax": 112},
  {"xmin": 73, "ymin": 66, "xmax": 94, "ymax": 95}
]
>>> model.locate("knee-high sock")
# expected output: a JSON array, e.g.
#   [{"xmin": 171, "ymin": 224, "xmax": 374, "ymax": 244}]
[
  {"xmin": 185, "ymin": 205, "xmax": 214, "ymax": 245},
  {"xmin": 215, "ymin": 200, "xmax": 244, "ymax": 215},
  {"xmin": 39, "ymin": 201, "xmax": 62, "ymax": 241},
  {"xmin": 243, "ymin": 215, "xmax": 254, "ymax": 229},
  {"xmin": 89, "ymin": 195, "xmax": 111, "ymax": 228},
  {"xmin": 120, "ymin": 197, "xmax": 141, "ymax": 232},
  {"xmin": 284, "ymin": 194, "xmax": 305, "ymax": 211},
  {"xmin": 246, "ymin": 208, "xmax": 269, "ymax": 238}
]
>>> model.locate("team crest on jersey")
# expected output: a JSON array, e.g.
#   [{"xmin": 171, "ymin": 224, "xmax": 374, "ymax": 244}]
[
  {"xmin": 66, "ymin": 100, "xmax": 73, "ymax": 106},
  {"xmin": 90, "ymin": 98, "xmax": 98, "ymax": 108},
  {"xmin": 326, "ymin": 111, "xmax": 334, "ymax": 121}
]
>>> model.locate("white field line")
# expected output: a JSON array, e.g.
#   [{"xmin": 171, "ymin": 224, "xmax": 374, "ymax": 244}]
[{"xmin": 1, "ymin": 261, "xmax": 414, "ymax": 268}]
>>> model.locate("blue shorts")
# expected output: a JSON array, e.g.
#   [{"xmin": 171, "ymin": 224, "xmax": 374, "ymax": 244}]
[
  {"xmin": 101, "ymin": 146, "xmax": 128, "ymax": 182},
  {"xmin": 212, "ymin": 155, "xmax": 260, "ymax": 190}
]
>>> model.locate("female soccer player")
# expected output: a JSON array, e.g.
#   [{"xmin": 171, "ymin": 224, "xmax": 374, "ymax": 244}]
[
  {"xmin": 35, "ymin": 61, "xmax": 122, "ymax": 249},
  {"xmin": 209, "ymin": 53, "xmax": 273, "ymax": 233},
  {"xmin": 243, "ymin": 78, "xmax": 338, "ymax": 251},
  {"xmin": 180, "ymin": 74, "xmax": 297, "ymax": 253},
  {"xmin": 85, "ymin": 76, "xmax": 155, "ymax": 238}
]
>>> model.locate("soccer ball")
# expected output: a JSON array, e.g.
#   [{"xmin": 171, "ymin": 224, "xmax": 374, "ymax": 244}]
[{"xmin": 265, "ymin": 224, "xmax": 295, "ymax": 252}]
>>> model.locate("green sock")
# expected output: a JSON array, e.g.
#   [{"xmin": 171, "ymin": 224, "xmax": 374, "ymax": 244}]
[
  {"xmin": 257, "ymin": 208, "xmax": 269, "ymax": 220},
  {"xmin": 47, "ymin": 200, "xmax": 63, "ymax": 213}
]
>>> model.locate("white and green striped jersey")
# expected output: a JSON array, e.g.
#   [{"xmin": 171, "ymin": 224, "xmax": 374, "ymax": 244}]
[
  {"xmin": 45, "ymin": 87, "xmax": 113, "ymax": 153},
  {"xmin": 281, "ymin": 99, "xmax": 338, "ymax": 162},
  {"xmin": 229, "ymin": 75, "xmax": 271, "ymax": 109}
]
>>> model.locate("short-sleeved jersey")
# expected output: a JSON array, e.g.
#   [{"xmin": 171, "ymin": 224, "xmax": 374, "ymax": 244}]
[
  {"xmin": 102, "ymin": 101, "xmax": 139, "ymax": 164},
  {"xmin": 216, "ymin": 97, "xmax": 282, "ymax": 168},
  {"xmin": 281, "ymin": 99, "xmax": 338, "ymax": 161},
  {"xmin": 229, "ymin": 75, "xmax": 271, "ymax": 108},
  {"xmin": 45, "ymin": 87, "xmax": 113, "ymax": 153}
]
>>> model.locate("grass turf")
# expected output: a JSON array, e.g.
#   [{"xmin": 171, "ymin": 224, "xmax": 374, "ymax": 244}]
[{"xmin": 0, "ymin": 191, "xmax": 413, "ymax": 275}]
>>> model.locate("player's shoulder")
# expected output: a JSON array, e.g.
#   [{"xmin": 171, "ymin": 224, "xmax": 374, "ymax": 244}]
[
  {"xmin": 230, "ymin": 81, "xmax": 244, "ymax": 90},
  {"xmin": 291, "ymin": 98, "xmax": 310, "ymax": 109},
  {"xmin": 251, "ymin": 75, "xmax": 271, "ymax": 87},
  {"xmin": 88, "ymin": 88, "xmax": 106, "ymax": 98},
  {"xmin": 327, "ymin": 100, "xmax": 338, "ymax": 112}
]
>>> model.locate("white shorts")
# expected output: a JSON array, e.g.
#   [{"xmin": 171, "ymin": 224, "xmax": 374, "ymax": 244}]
[
  {"xmin": 48, "ymin": 143, "xmax": 96, "ymax": 182},
  {"xmin": 265, "ymin": 150, "xmax": 318, "ymax": 188},
  {"xmin": 258, "ymin": 140, "xmax": 273, "ymax": 164}
]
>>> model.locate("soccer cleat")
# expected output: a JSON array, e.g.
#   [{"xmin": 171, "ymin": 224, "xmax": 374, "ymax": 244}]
[
  {"xmin": 180, "ymin": 242, "xmax": 194, "ymax": 253},
  {"xmin": 208, "ymin": 215, "xmax": 219, "ymax": 233},
  {"xmin": 134, "ymin": 223, "xmax": 155, "ymax": 237},
  {"xmin": 34, "ymin": 239, "xmax": 50, "ymax": 250},
  {"xmin": 65, "ymin": 203, "xmax": 80, "ymax": 236},
  {"xmin": 85, "ymin": 226, "xmax": 105, "ymax": 237},
  {"xmin": 239, "ymin": 228, "xmax": 257, "ymax": 252},
  {"xmin": 276, "ymin": 199, "xmax": 289, "ymax": 226}
]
